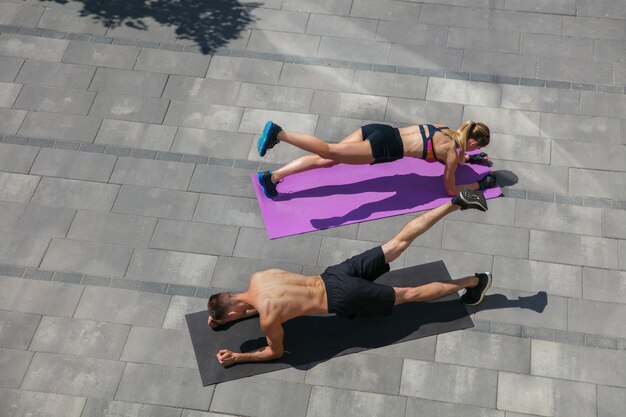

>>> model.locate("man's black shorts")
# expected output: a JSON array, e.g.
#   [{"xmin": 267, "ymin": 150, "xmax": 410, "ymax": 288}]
[{"xmin": 320, "ymin": 246, "xmax": 395, "ymax": 318}]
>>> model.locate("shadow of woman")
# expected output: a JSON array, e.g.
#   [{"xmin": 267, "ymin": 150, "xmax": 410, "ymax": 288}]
[{"xmin": 41, "ymin": 0, "xmax": 260, "ymax": 54}]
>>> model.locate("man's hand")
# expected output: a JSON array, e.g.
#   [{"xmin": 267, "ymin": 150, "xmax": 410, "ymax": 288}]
[
  {"xmin": 208, "ymin": 316, "xmax": 223, "ymax": 329},
  {"xmin": 216, "ymin": 349, "xmax": 239, "ymax": 367}
]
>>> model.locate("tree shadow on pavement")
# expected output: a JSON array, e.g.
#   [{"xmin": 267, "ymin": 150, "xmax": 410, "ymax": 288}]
[{"xmin": 40, "ymin": 0, "xmax": 259, "ymax": 54}]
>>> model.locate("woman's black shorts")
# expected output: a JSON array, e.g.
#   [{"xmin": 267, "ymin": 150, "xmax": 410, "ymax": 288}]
[
  {"xmin": 320, "ymin": 246, "xmax": 395, "ymax": 318},
  {"xmin": 361, "ymin": 123, "xmax": 404, "ymax": 164}
]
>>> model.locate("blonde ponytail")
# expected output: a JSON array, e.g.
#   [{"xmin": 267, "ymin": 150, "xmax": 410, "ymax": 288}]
[{"xmin": 444, "ymin": 120, "xmax": 490, "ymax": 151}]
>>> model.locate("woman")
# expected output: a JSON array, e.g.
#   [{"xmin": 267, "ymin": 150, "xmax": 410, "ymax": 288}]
[{"xmin": 256, "ymin": 120, "xmax": 496, "ymax": 198}]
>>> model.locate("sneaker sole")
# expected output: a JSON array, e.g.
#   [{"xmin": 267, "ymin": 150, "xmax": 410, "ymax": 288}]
[
  {"xmin": 460, "ymin": 191, "xmax": 488, "ymax": 211},
  {"xmin": 257, "ymin": 121, "xmax": 274, "ymax": 157},
  {"xmin": 465, "ymin": 272, "xmax": 492, "ymax": 306}
]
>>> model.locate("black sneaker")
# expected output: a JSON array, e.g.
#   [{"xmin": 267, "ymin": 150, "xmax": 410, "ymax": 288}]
[
  {"xmin": 257, "ymin": 121, "xmax": 282, "ymax": 157},
  {"xmin": 451, "ymin": 189, "xmax": 488, "ymax": 212},
  {"xmin": 461, "ymin": 272, "xmax": 492, "ymax": 306},
  {"xmin": 257, "ymin": 170, "xmax": 278, "ymax": 198}
]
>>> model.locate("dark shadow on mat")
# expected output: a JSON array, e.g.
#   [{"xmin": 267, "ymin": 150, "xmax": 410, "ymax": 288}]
[
  {"xmin": 40, "ymin": 0, "xmax": 258, "ymax": 54},
  {"xmin": 186, "ymin": 261, "xmax": 474, "ymax": 385},
  {"xmin": 492, "ymin": 170, "xmax": 519, "ymax": 188}
]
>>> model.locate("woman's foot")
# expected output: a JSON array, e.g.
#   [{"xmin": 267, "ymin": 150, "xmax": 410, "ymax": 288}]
[
  {"xmin": 451, "ymin": 189, "xmax": 488, "ymax": 211},
  {"xmin": 257, "ymin": 170, "xmax": 278, "ymax": 198},
  {"xmin": 257, "ymin": 121, "xmax": 283, "ymax": 157}
]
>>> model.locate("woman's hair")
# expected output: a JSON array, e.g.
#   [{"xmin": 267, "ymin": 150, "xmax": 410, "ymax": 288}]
[
  {"xmin": 208, "ymin": 292, "xmax": 234, "ymax": 320},
  {"xmin": 444, "ymin": 120, "xmax": 490, "ymax": 151}
]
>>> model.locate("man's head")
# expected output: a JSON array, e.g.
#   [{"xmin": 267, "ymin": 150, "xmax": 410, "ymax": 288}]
[{"xmin": 208, "ymin": 292, "xmax": 234, "ymax": 322}]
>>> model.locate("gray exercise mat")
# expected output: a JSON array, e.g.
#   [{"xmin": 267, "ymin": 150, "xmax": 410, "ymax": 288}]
[{"xmin": 186, "ymin": 260, "xmax": 474, "ymax": 386}]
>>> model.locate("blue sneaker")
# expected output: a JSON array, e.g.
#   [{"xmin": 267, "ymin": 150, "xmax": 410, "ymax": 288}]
[
  {"xmin": 257, "ymin": 170, "xmax": 278, "ymax": 198},
  {"xmin": 257, "ymin": 121, "xmax": 282, "ymax": 157}
]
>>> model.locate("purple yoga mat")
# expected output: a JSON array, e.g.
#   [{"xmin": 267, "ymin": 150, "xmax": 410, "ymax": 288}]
[{"xmin": 252, "ymin": 157, "xmax": 502, "ymax": 239}]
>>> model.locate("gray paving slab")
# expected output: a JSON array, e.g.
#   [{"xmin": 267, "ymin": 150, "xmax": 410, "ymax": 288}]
[
  {"xmin": 317, "ymin": 235, "xmax": 402, "ymax": 270},
  {"xmin": 211, "ymin": 256, "xmax": 303, "ymax": 291},
  {"xmin": 22, "ymin": 351, "xmax": 125, "ymax": 398},
  {"xmin": 116, "ymin": 363, "xmax": 212, "ymax": 409},
  {"xmin": 110, "ymin": 157, "xmax": 194, "ymax": 190},
  {"xmin": 351, "ymin": 0, "xmax": 421, "ymax": 22},
  {"xmin": 282, "ymin": 0, "xmax": 353, "ymax": 15},
  {"xmin": 538, "ymin": 56, "xmax": 613, "ymax": 84},
  {"xmin": 30, "ymin": 148, "xmax": 116, "ymax": 182},
  {"xmin": 67, "ymin": 210, "xmax": 156, "ymax": 247},
  {"xmin": 0, "ymin": 230, "xmax": 48, "ymax": 267},
  {"xmin": 461, "ymin": 50, "xmax": 536, "ymax": 79},
  {"xmin": 0, "ymin": 171, "xmax": 39, "ymax": 203},
  {"xmin": 247, "ymin": 29, "xmax": 320, "ymax": 56},
  {"xmin": 366, "ymin": 335, "xmax": 437, "ymax": 362},
  {"xmin": 442, "ymin": 220, "xmax": 529, "ymax": 259},
  {"xmin": 207, "ymin": 56, "xmax": 282, "ymax": 84},
  {"xmin": 38, "ymin": 7, "xmax": 108, "ymax": 36},
  {"xmin": 583, "ymin": 267, "xmax": 626, "ymax": 304},
  {"xmin": 596, "ymin": 39, "xmax": 626, "ymax": 64},
  {"xmin": 211, "ymin": 377, "xmax": 311, "ymax": 417},
  {"xmin": 0, "ymin": 201, "xmax": 75, "ymax": 238},
  {"xmin": 162, "ymin": 295, "xmax": 207, "ymax": 330},
  {"xmin": 236, "ymin": 83, "xmax": 314, "ymax": 113},
  {"xmin": 388, "ymin": 43, "xmax": 463, "ymax": 71},
  {"xmin": 164, "ymin": 100, "xmax": 242, "ymax": 131},
  {"xmin": 490, "ymin": 9, "xmax": 563, "ymax": 35},
  {"xmin": 306, "ymin": 14, "xmax": 377, "ymax": 40},
  {"xmin": 194, "ymin": 193, "xmax": 262, "ymax": 229},
  {"xmin": 112, "ymin": 185, "xmax": 198, "ymax": 220},
  {"xmin": 189, "ymin": 165, "xmax": 254, "ymax": 198},
  {"xmin": 577, "ymin": 0, "xmax": 626, "ymax": 19},
  {"xmin": 0, "ymin": 275, "xmax": 83, "ymax": 316},
  {"xmin": 406, "ymin": 397, "xmax": 504, "ymax": 417},
  {"xmin": 16, "ymin": 60, "xmax": 95, "ymax": 90},
  {"xmin": 0, "ymin": 34, "xmax": 69, "ymax": 61},
  {"xmin": 448, "ymin": 27, "xmax": 520, "ymax": 54},
  {"xmin": 521, "ymin": 32, "xmax": 594, "ymax": 60},
  {"xmin": 120, "ymin": 326, "xmax": 196, "ymax": 369},
  {"xmin": 318, "ymin": 36, "xmax": 391, "ymax": 65},
  {"xmin": 497, "ymin": 372, "xmax": 596, "ymax": 416},
  {"xmin": 74, "ymin": 285, "xmax": 170, "ymax": 327},
  {"xmin": 569, "ymin": 298, "xmax": 626, "ymax": 338},
  {"xmin": 435, "ymin": 330, "xmax": 530, "ymax": 373},
  {"xmin": 233, "ymin": 227, "xmax": 322, "ymax": 265},
  {"xmin": 356, "ymin": 213, "xmax": 443, "ymax": 248},
  {"xmin": 553, "ymin": 140, "xmax": 626, "ymax": 172},
  {"xmin": 493, "ymin": 256, "xmax": 581, "ymax": 298},
  {"xmin": 0, "ymin": 2, "xmax": 43, "ymax": 27},
  {"xmin": 474, "ymin": 287, "xmax": 569, "ymax": 331},
  {"xmin": 0, "ymin": 81, "xmax": 21, "ymax": 107},
  {"xmin": 105, "ymin": 18, "xmax": 178, "ymax": 44},
  {"xmin": 278, "ymin": 63, "xmax": 354, "ymax": 92},
  {"xmin": 162, "ymin": 75, "xmax": 240, "ymax": 106},
  {"xmin": 19, "ymin": 111, "xmax": 102, "ymax": 142},
  {"xmin": 89, "ymin": 67, "xmax": 168, "ymax": 98},
  {"xmin": 133, "ymin": 48, "xmax": 210, "ymax": 77},
  {"xmin": 516, "ymin": 200, "xmax": 602, "ymax": 236},
  {"xmin": 598, "ymin": 385, "xmax": 626, "ymax": 417},
  {"xmin": 504, "ymin": 0, "xmax": 576, "ymax": 15},
  {"xmin": 247, "ymin": 6, "xmax": 309, "ymax": 33},
  {"xmin": 307, "ymin": 386, "xmax": 406, "ymax": 417},
  {"xmin": 0, "ymin": 347, "xmax": 32, "ymax": 388},
  {"xmin": 0, "ymin": 310, "xmax": 40, "ymax": 350},
  {"xmin": 89, "ymin": 93, "xmax": 169, "ymax": 124},
  {"xmin": 351, "ymin": 71, "xmax": 427, "ymax": 100},
  {"xmin": 63, "ymin": 41, "xmax": 139, "ymax": 69},
  {"xmin": 404, "ymin": 245, "xmax": 493, "ymax": 279},
  {"xmin": 31, "ymin": 177, "xmax": 120, "ymax": 211},
  {"xmin": 81, "ymin": 398, "xmax": 181, "ymax": 417},
  {"xmin": 385, "ymin": 98, "xmax": 463, "ymax": 127},
  {"xmin": 570, "ymin": 169, "xmax": 626, "ymax": 201},
  {"xmin": 377, "ymin": 20, "xmax": 447, "ymax": 47},
  {"xmin": 426, "ymin": 77, "xmax": 501, "ymax": 107},
  {"xmin": 95, "ymin": 119, "xmax": 176, "ymax": 151},
  {"xmin": 502, "ymin": 85, "xmax": 580, "ymax": 114},
  {"xmin": 400, "ymin": 359, "xmax": 497, "ymax": 408},
  {"xmin": 530, "ymin": 229, "xmax": 618, "ymax": 269},
  {"xmin": 150, "ymin": 219, "xmax": 238, "ymax": 256},
  {"xmin": 532, "ymin": 339, "xmax": 626, "ymax": 387},
  {"xmin": 0, "ymin": 108, "xmax": 26, "ymax": 135},
  {"xmin": 0, "ymin": 388, "xmax": 86, "ymax": 417},
  {"xmin": 486, "ymin": 133, "xmax": 550, "ymax": 164},
  {"xmin": 309, "ymin": 90, "xmax": 387, "ymax": 120},
  {"xmin": 30, "ymin": 316, "xmax": 129, "ymax": 360},
  {"xmin": 539, "ymin": 112, "xmax": 622, "ymax": 144},
  {"xmin": 581, "ymin": 91, "xmax": 626, "ymax": 119},
  {"xmin": 305, "ymin": 353, "xmax": 403, "ymax": 395},
  {"xmin": 125, "ymin": 248, "xmax": 216, "ymax": 286},
  {"xmin": 0, "ymin": 56, "xmax": 23, "ymax": 82},
  {"xmin": 171, "ymin": 128, "xmax": 253, "ymax": 159},
  {"xmin": 494, "ymin": 160, "xmax": 569, "ymax": 194},
  {"xmin": 14, "ymin": 84, "xmax": 95, "ymax": 115},
  {"xmin": 41, "ymin": 238, "xmax": 133, "ymax": 277}
]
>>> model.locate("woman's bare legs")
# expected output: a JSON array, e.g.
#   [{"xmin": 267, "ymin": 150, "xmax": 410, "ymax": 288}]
[{"xmin": 272, "ymin": 129, "xmax": 371, "ymax": 183}]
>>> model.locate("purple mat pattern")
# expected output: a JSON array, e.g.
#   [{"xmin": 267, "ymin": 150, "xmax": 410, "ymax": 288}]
[{"xmin": 252, "ymin": 157, "xmax": 502, "ymax": 239}]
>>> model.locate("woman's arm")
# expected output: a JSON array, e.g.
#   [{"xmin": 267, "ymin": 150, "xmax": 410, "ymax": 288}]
[{"xmin": 443, "ymin": 154, "xmax": 479, "ymax": 196}]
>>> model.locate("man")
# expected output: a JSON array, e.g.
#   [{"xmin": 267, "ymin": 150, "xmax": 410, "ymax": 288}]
[{"xmin": 209, "ymin": 189, "xmax": 492, "ymax": 367}]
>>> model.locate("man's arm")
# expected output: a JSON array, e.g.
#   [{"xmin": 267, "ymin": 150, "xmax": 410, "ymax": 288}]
[
  {"xmin": 208, "ymin": 308, "xmax": 259, "ymax": 328},
  {"xmin": 216, "ymin": 317, "xmax": 284, "ymax": 367}
]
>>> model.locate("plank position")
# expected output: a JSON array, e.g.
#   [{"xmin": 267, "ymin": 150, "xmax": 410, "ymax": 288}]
[
  {"xmin": 208, "ymin": 189, "xmax": 492, "ymax": 367},
  {"xmin": 256, "ymin": 120, "xmax": 496, "ymax": 198}
]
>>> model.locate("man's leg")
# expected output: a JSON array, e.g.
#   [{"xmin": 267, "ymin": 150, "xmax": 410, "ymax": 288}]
[
  {"xmin": 381, "ymin": 202, "xmax": 459, "ymax": 263},
  {"xmin": 394, "ymin": 276, "xmax": 477, "ymax": 304}
]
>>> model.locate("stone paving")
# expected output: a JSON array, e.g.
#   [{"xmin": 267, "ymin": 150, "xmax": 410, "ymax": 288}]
[{"xmin": 0, "ymin": 0, "xmax": 625, "ymax": 416}]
